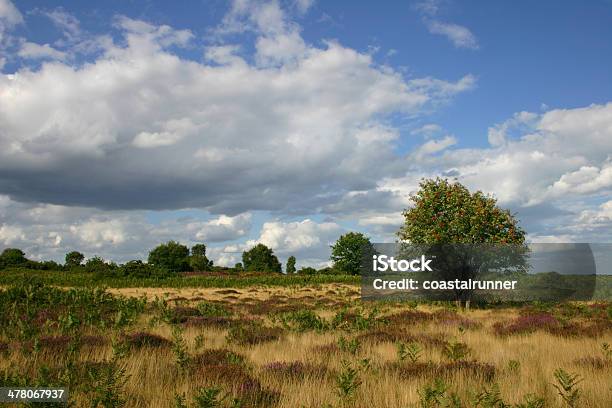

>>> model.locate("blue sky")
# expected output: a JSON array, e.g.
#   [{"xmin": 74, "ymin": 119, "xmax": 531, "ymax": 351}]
[{"xmin": 1, "ymin": 0, "xmax": 611, "ymax": 269}]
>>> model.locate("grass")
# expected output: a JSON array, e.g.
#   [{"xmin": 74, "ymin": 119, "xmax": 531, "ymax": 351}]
[
  {"xmin": 0, "ymin": 268, "xmax": 361, "ymax": 288},
  {"xmin": 0, "ymin": 279, "xmax": 610, "ymax": 407}
]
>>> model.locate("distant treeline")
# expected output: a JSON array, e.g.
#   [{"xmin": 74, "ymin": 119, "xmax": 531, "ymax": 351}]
[{"xmin": 0, "ymin": 232, "xmax": 372, "ymax": 278}]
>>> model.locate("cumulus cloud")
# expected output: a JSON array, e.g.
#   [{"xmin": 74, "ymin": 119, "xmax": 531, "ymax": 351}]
[
  {"xmin": 215, "ymin": 218, "xmax": 343, "ymax": 268},
  {"xmin": 0, "ymin": 4, "xmax": 474, "ymax": 215}
]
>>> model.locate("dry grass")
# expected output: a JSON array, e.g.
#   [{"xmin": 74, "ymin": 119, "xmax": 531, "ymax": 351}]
[{"xmin": 1, "ymin": 284, "xmax": 610, "ymax": 407}]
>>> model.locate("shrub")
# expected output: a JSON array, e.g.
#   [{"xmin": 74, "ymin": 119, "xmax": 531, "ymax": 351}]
[
  {"xmin": 278, "ymin": 310, "xmax": 328, "ymax": 332},
  {"xmin": 196, "ymin": 302, "xmax": 232, "ymax": 318},
  {"xmin": 115, "ymin": 260, "xmax": 174, "ymax": 279}
]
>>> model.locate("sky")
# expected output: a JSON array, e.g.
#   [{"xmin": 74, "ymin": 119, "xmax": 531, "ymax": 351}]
[{"xmin": 0, "ymin": 0, "xmax": 611, "ymax": 269}]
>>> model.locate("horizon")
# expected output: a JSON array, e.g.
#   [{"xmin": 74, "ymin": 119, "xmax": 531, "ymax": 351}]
[{"xmin": 1, "ymin": 0, "xmax": 611, "ymax": 268}]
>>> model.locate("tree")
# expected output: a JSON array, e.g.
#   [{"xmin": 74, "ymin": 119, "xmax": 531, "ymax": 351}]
[
  {"xmin": 398, "ymin": 178, "xmax": 527, "ymax": 307},
  {"xmin": 398, "ymin": 178, "xmax": 526, "ymax": 244},
  {"xmin": 286, "ymin": 256, "xmax": 296, "ymax": 274},
  {"xmin": 65, "ymin": 251, "xmax": 85, "ymax": 267},
  {"xmin": 0, "ymin": 248, "xmax": 27, "ymax": 268},
  {"xmin": 148, "ymin": 241, "xmax": 190, "ymax": 272},
  {"xmin": 189, "ymin": 244, "xmax": 212, "ymax": 271},
  {"xmin": 242, "ymin": 244, "xmax": 282, "ymax": 273},
  {"xmin": 330, "ymin": 232, "xmax": 373, "ymax": 275}
]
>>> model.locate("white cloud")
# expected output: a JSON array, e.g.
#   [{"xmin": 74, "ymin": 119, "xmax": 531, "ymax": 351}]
[
  {"xmin": 0, "ymin": 0, "xmax": 22, "ymax": 26},
  {"xmin": 193, "ymin": 213, "xmax": 252, "ymax": 242},
  {"xmin": 18, "ymin": 42, "xmax": 67, "ymax": 60},
  {"xmin": 0, "ymin": 7, "xmax": 473, "ymax": 214},
  {"xmin": 412, "ymin": 135, "xmax": 457, "ymax": 158},
  {"xmin": 426, "ymin": 20, "xmax": 479, "ymax": 49},
  {"xmin": 0, "ymin": 0, "xmax": 22, "ymax": 46}
]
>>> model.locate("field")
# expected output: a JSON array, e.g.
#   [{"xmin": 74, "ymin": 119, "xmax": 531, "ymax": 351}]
[{"xmin": 1, "ymin": 279, "xmax": 611, "ymax": 407}]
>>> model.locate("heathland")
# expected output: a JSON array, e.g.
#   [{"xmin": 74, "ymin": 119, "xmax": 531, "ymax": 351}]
[{"xmin": 1, "ymin": 277, "xmax": 611, "ymax": 408}]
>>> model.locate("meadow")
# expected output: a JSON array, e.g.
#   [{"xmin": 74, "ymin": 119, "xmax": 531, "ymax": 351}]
[{"xmin": 1, "ymin": 277, "xmax": 611, "ymax": 407}]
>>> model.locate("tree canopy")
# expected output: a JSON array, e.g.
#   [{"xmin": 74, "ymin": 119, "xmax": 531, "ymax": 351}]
[
  {"xmin": 148, "ymin": 241, "xmax": 190, "ymax": 272},
  {"xmin": 286, "ymin": 256, "xmax": 296, "ymax": 274},
  {"xmin": 242, "ymin": 244, "xmax": 282, "ymax": 273},
  {"xmin": 398, "ymin": 178, "xmax": 525, "ymax": 244},
  {"xmin": 65, "ymin": 251, "xmax": 85, "ymax": 267},
  {"xmin": 330, "ymin": 232, "xmax": 373, "ymax": 275}
]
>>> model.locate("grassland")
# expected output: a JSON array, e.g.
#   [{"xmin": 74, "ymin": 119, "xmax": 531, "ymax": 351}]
[{"xmin": 1, "ymin": 278, "xmax": 611, "ymax": 407}]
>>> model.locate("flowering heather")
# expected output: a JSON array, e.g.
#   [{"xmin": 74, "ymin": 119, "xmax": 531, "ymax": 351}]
[{"xmin": 493, "ymin": 312, "xmax": 560, "ymax": 336}]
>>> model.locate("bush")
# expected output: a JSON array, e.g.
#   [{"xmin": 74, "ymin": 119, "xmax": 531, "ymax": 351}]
[
  {"xmin": 297, "ymin": 266, "xmax": 317, "ymax": 275},
  {"xmin": 113, "ymin": 260, "xmax": 174, "ymax": 279}
]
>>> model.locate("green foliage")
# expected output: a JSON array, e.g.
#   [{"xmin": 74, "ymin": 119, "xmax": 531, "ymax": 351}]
[
  {"xmin": 171, "ymin": 325, "xmax": 190, "ymax": 371},
  {"xmin": 192, "ymin": 387, "xmax": 223, "ymax": 408},
  {"xmin": 0, "ymin": 248, "xmax": 27, "ymax": 268},
  {"xmin": 507, "ymin": 360, "xmax": 520, "ymax": 373},
  {"xmin": 330, "ymin": 232, "xmax": 373, "ymax": 275},
  {"xmin": 86, "ymin": 361, "xmax": 129, "ymax": 408},
  {"xmin": 148, "ymin": 241, "xmax": 191, "ymax": 272},
  {"xmin": 514, "ymin": 395, "xmax": 545, "ymax": 408},
  {"xmin": 297, "ymin": 266, "xmax": 317, "ymax": 275},
  {"xmin": 418, "ymin": 378, "xmax": 462, "ymax": 408},
  {"xmin": 397, "ymin": 341, "xmax": 422, "ymax": 363},
  {"xmin": 196, "ymin": 301, "xmax": 232, "ymax": 318},
  {"xmin": 331, "ymin": 307, "xmax": 381, "ymax": 331},
  {"xmin": 336, "ymin": 361, "xmax": 361, "ymax": 404},
  {"xmin": 190, "ymin": 244, "xmax": 213, "ymax": 271},
  {"xmin": 0, "ymin": 279, "xmax": 144, "ymax": 341},
  {"xmin": 115, "ymin": 260, "xmax": 174, "ymax": 279},
  {"xmin": 398, "ymin": 178, "xmax": 526, "ymax": 244},
  {"xmin": 65, "ymin": 251, "xmax": 85, "ymax": 267},
  {"xmin": 338, "ymin": 336, "xmax": 361, "ymax": 355},
  {"xmin": 277, "ymin": 309, "xmax": 328, "ymax": 332},
  {"xmin": 472, "ymin": 383, "xmax": 509, "ymax": 408},
  {"xmin": 286, "ymin": 255, "xmax": 296, "ymax": 274},
  {"xmin": 85, "ymin": 256, "xmax": 116, "ymax": 273},
  {"xmin": 552, "ymin": 368, "xmax": 582, "ymax": 408},
  {"xmin": 234, "ymin": 262, "xmax": 243, "ymax": 272},
  {"xmin": 443, "ymin": 339, "xmax": 470, "ymax": 362},
  {"xmin": 0, "ymin": 267, "xmax": 362, "ymax": 287},
  {"xmin": 242, "ymin": 243, "xmax": 282, "ymax": 273}
]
